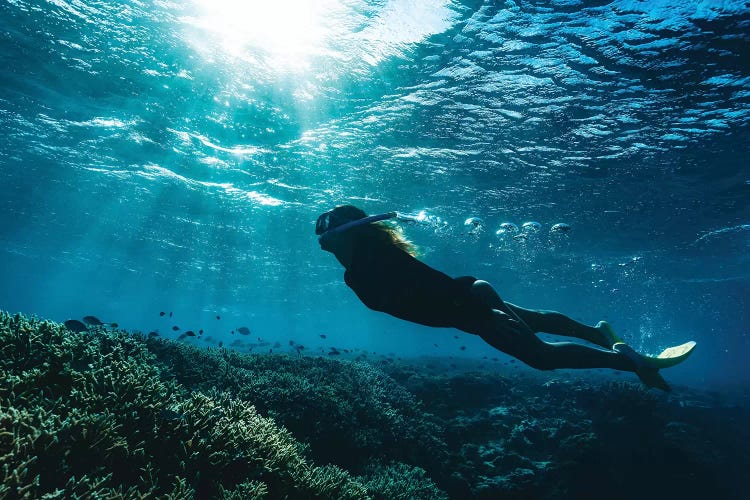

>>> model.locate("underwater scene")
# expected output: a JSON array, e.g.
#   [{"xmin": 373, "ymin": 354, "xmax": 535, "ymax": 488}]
[{"xmin": 1, "ymin": 0, "xmax": 749, "ymax": 498}]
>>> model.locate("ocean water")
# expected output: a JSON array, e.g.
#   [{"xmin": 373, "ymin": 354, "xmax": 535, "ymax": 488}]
[{"xmin": 1, "ymin": 0, "xmax": 749, "ymax": 393}]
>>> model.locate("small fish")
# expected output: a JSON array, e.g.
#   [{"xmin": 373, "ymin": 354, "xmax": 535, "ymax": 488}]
[
  {"xmin": 64, "ymin": 319, "xmax": 88, "ymax": 333},
  {"xmin": 198, "ymin": 329, "xmax": 203, "ymax": 335},
  {"xmin": 148, "ymin": 331, "xmax": 160, "ymax": 337},
  {"xmin": 185, "ymin": 331, "xmax": 196, "ymax": 337},
  {"xmin": 231, "ymin": 330, "xmax": 235, "ymax": 335},
  {"xmin": 460, "ymin": 346, "xmax": 466, "ymax": 351},
  {"xmin": 216, "ymin": 315, "xmax": 220, "ymax": 320},
  {"xmin": 289, "ymin": 340, "xmax": 295, "ymax": 346},
  {"xmin": 177, "ymin": 334, "xmax": 187, "ymax": 341},
  {"xmin": 172, "ymin": 326, "xmax": 180, "ymax": 331},
  {"xmin": 237, "ymin": 327, "xmax": 251, "ymax": 335},
  {"xmin": 159, "ymin": 311, "xmax": 166, "ymax": 317},
  {"xmin": 110, "ymin": 322, "xmax": 118, "ymax": 328},
  {"xmin": 319, "ymin": 334, "xmax": 327, "ymax": 339},
  {"xmin": 434, "ymin": 344, "xmax": 438, "ymax": 347},
  {"xmin": 169, "ymin": 312, "xmax": 173, "ymax": 317},
  {"xmin": 328, "ymin": 348, "xmax": 341, "ymax": 356},
  {"xmin": 82, "ymin": 316, "xmax": 103, "ymax": 326},
  {"xmin": 218, "ymin": 341, "xmax": 223, "ymax": 347}
]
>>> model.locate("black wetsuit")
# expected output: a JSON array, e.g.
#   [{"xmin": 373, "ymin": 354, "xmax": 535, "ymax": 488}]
[
  {"xmin": 341, "ymin": 237, "xmax": 637, "ymax": 374},
  {"xmin": 343, "ymin": 239, "xmax": 494, "ymax": 333}
]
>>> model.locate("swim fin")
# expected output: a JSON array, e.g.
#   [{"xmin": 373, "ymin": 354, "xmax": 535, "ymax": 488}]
[
  {"xmin": 613, "ymin": 342, "xmax": 672, "ymax": 392},
  {"xmin": 653, "ymin": 341, "xmax": 697, "ymax": 368},
  {"xmin": 596, "ymin": 321, "xmax": 624, "ymax": 347}
]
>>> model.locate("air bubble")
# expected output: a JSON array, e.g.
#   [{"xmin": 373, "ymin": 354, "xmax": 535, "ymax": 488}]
[
  {"xmin": 521, "ymin": 221, "xmax": 542, "ymax": 232},
  {"xmin": 465, "ymin": 217, "xmax": 483, "ymax": 227},
  {"xmin": 464, "ymin": 217, "xmax": 484, "ymax": 235},
  {"xmin": 495, "ymin": 222, "xmax": 519, "ymax": 236},
  {"xmin": 550, "ymin": 223, "xmax": 571, "ymax": 233},
  {"xmin": 397, "ymin": 210, "xmax": 450, "ymax": 235},
  {"xmin": 398, "ymin": 211, "xmax": 427, "ymax": 224}
]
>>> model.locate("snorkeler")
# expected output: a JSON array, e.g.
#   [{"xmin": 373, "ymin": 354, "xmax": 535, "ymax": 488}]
[{"xmin": 316, "ymin": 205, "xmax": 696, "ymax": 392}]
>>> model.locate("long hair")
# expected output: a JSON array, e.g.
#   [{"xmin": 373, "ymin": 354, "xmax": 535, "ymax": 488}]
[
  {"xmin": 357, "ymin": 221, "xmax": 419, "ymax": 257},
  {"xmin": 327, "ymin": 205, "xmax": 418, "ymax": 257}
]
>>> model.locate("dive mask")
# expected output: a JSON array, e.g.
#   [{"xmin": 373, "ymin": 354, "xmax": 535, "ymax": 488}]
[{"xmin": 316, "ymin": 210, "xmax": 397, "ymax": 238}]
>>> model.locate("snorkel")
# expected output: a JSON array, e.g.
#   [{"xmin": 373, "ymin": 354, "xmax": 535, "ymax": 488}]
[{"xmin": 316, "ymin": 211, "xmax": 398, "ymax": 243}]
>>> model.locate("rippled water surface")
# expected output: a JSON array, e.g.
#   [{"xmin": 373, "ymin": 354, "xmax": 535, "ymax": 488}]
[{"xmin": 1, "ymin": 0, "xmax": 749, "ymax": 387}]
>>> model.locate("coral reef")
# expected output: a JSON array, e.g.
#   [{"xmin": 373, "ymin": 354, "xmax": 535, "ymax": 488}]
[
  {"xmin": 0, "ymin": 312, "xmax": 370, "ymax": 498},
  {"xmin": 146, "ymin": 339, "xmax": 448, "ymax": 473},
  {"xmin": 1, "ymin": 311, "xmax": 748, "ymax": 499}
]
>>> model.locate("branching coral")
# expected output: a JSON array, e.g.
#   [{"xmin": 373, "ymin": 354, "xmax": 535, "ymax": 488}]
[
  {"xmin": 359, "ymin": 462, "xmax": 448, "ymax": 500},
  {"xmin": 146, "ymin": 339, "xmax": 449, "ymax": 473},
  {"xmin": 4, "ymin": 310, "xmax": 744, "ymax": 499},
  {"xmin": 0, "ymin": 312, "xmax": 372, "ymax": 498}
]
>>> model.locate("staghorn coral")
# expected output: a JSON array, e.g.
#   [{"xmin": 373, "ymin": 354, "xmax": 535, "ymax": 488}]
[
  {"xmin": 217, "ymin": 479, "xmax": 267, "ymax": 499},
  {"xmin": 3, "ymin": 310, "xmax": 748, "ymax": 499},
  {"xmin": 359, "ymin": 462, "xmax": 448, "ymax": 500},
  {"xmin": 0, "ymin": 312, "xmax": 373, "ymax": 498},
  {"xmin": 147, "ymin": 338, "xmax": 449, "ymax": 473}
]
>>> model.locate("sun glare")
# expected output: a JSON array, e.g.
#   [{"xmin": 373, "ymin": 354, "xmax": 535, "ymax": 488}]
[
  {"xmin": 184, "ymin": 0, "xmax": 458, "ymax": 78},
  {"xmin": 187, "ymin": 0, "xmax": 344, "ymax": 71}
]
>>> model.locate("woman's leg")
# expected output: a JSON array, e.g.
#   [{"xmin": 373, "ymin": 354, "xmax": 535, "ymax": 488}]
[
  {"xmin": 505, "ymin": 304, "xmax": 615, "ymax": 348},
  {"xmin": 470, "ymin": 280, "xmax": 614, "ymax": 348},
  {"xmin": 468, "ymin": 280, "xmax": 635, "ymax": 371},
  {"xmin": 475, "ymin": 312, "xmax": 634, "ymax": 371}
]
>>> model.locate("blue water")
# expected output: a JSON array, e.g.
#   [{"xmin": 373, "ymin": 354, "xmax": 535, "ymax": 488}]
[{"xmin": 1, "ymin": 0, "xmax": 748, "ymax": 390}]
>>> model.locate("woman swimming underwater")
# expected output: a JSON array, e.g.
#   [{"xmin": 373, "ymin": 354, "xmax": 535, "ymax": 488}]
[{"xmin": 316, "ymin": 205, "xmax": 695, "ymax": 392}]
